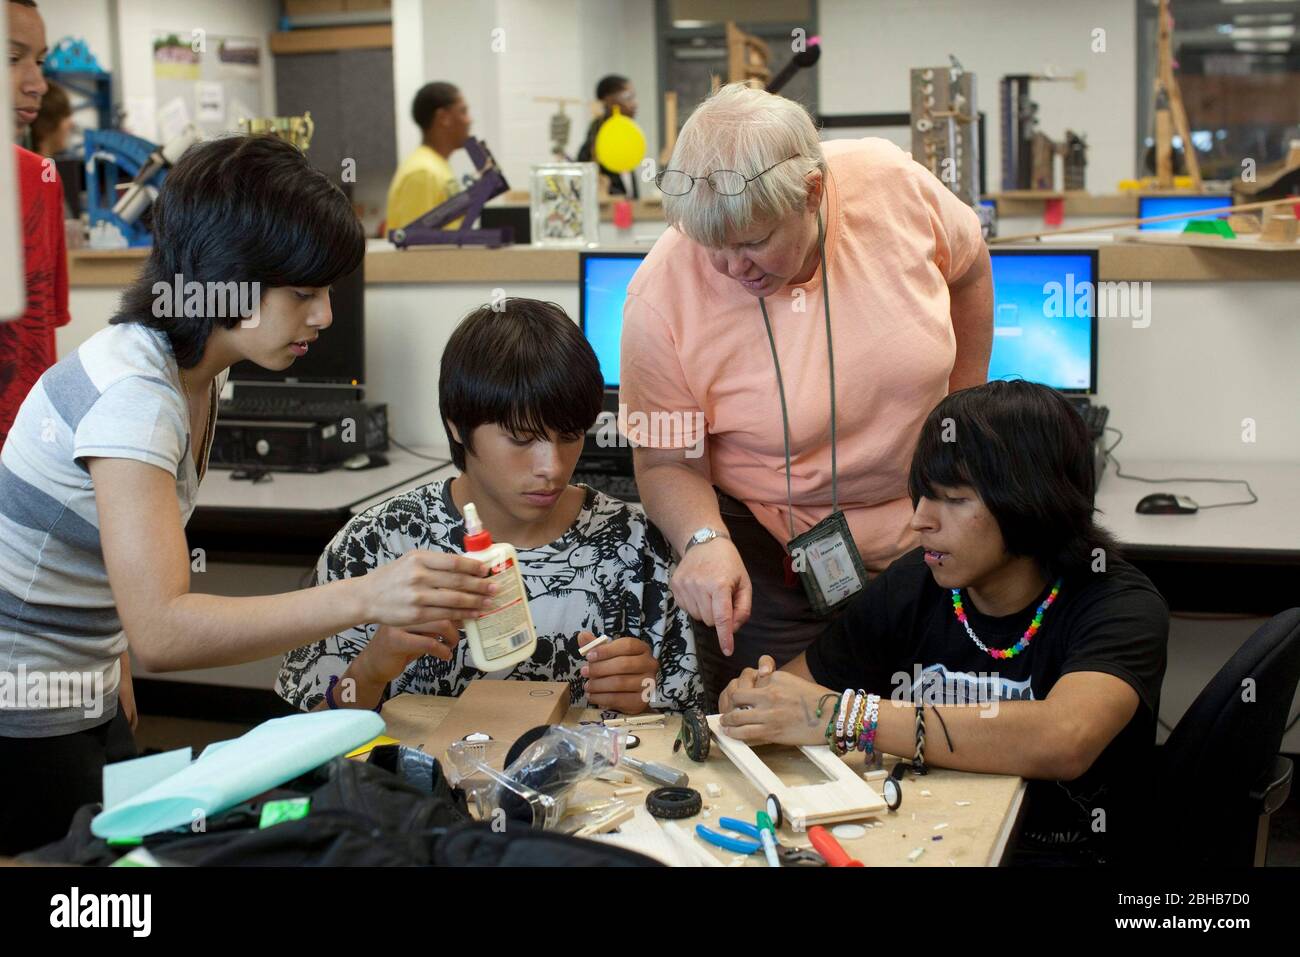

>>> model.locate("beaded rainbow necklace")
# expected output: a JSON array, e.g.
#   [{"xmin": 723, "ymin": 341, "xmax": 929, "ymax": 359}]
[{"xmin": 950, "ymin": 579, "xmax": 1063, "ymax": 660}]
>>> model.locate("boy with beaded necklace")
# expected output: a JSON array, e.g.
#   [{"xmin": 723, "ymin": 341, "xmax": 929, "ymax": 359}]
[{"xmin": 718, "ymin": 381, "xmax": 1169, "ymax": 864}]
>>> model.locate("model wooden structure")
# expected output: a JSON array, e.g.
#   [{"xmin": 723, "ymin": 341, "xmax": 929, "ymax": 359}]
[
  {"xmin": 726, "ymin": 21, "xmax": 770, "ymax": 88},
  {"xmin": 1153, "ymin": 0, "xmax": 1201, "ymax": 190},
  {"xmin": 706, "ymin": 714, "xmax": 886, "ymax": 826}
]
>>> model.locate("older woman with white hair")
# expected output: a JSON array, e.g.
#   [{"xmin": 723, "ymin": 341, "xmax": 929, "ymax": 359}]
[{"xmin": 619, "ymin": 84, "xmax": 993, "ymax": 706}]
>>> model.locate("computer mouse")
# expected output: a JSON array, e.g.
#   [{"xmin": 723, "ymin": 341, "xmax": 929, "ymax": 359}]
[
  {"xmin": 342, "ymin": 453, "xmax": 388, "ymax": 471},
  {"xmin": 1136, "ymin": 493, "xmax": 1198, "ymax": 515}
]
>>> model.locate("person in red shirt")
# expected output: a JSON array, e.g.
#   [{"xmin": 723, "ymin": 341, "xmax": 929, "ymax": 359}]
[{"xmin": 3, "ymin": 0, "xmax": 70, "ymax": 448}]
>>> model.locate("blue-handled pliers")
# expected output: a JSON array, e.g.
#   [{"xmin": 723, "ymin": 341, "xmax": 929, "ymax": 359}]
[
  {"xmin": 695, "ymin": 817, "xmax": 763, "ymax": 854},
  {"xmin": 695, "ymin": 817, "xmax": 829, "ymax": 865}
]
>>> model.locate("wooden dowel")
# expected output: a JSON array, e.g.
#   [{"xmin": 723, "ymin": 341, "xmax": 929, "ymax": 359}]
[{"xmin": 988, "ymin": 197, "xmax": 1296, "ymax": 245}]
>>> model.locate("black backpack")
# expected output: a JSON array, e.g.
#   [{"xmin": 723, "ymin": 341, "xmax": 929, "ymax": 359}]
[{"xmin": 25, "ymin": 745, "xmax": 661, "ymax": 868}]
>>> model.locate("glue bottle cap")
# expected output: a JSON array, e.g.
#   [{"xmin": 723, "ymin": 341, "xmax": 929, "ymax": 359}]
[{"xmin": 462, "ymin": 502, "xmax": 493, "ymax": 551}]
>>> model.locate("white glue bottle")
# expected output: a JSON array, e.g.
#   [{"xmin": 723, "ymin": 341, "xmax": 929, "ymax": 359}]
[{"xmin": 460, "ymin": 502, "xmax": 538, "ymax": 672}]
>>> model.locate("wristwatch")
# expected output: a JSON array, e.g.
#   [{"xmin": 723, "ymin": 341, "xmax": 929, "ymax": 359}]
[{"xmin": 683, "ymin": 526, "xmax": 726, "ymax": 555}]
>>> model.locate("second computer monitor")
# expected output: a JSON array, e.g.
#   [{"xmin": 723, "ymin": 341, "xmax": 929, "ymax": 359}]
[
  {"xmin": 987, "ymin": 249, "xmax": 1098, "ymax": 395},
  {"xmin": 1138, "ymin": 194, "xmax": 1230, "ymax": 232}
]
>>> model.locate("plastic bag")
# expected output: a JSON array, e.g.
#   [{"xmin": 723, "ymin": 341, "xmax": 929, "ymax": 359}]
[{"xmin": 445, "ymin": 724, "xmax": 621, "ymax": 829}]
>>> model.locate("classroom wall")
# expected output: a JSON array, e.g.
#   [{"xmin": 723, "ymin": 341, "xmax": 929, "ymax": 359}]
[
  {"xmin": 819, "ymin": 0, "xmax": 1140, "ymax": 192},
  {"xmin": 31, "ymin": 0, "xmax": 116, "ymax": 73},
  {"xmin": 35, "ymin": 0, "xmax": 280, "ymax": 142}
]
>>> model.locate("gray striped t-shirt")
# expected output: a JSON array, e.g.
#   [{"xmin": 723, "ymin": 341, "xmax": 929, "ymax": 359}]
[{"xmin": 0, "ymin": 322, "xmax": 220, "ymax": 737}]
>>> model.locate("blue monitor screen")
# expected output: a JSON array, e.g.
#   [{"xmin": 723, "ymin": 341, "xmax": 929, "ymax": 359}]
[
  {"xmin": 580, "ymin": 253, "xmax": 645, "ymax": 389},
  {"xmin": 988, "ymin": 251, "xmax": 1096, "ymax": 393},
  {"xmin": 581, "ymin": 250, "xmax": 1096, "ymax": 394},
  {"xmin": 1138, "ymin": 195, "xmax": 1230, "ymax": 231}
]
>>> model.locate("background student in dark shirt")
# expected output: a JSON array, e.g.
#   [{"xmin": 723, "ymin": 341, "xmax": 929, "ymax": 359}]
[{"xmin": 718, "ymin": 380, "xmax": 1169, "ymax": 864}]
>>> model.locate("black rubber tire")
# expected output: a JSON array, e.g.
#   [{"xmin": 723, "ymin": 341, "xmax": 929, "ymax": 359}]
[
  {"xmin": 681, "ymin": 710, "xmax": 710, "ymax": 762},
  {"xmin": 646, "ymin": 786, "xmax": 703, "ymax": 820}
]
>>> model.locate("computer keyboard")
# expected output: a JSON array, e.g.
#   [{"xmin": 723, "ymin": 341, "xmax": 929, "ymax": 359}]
[
  {"xmin": 218, "ymin": 396, "xmax": 364, "ymax": 421},
  {"xmin": 573, "ymin": 471, "xmax": 641, "ymax": 503}
]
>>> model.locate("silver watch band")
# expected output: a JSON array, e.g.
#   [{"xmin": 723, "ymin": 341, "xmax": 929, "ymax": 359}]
[{"xmin": 683, "ymin": 526, "xmax": 726, "ymax": 555}]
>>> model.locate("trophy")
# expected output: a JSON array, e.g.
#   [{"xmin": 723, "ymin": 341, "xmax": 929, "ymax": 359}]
[{"xmin": 238, "ymin": 111, "xmax": 314, "ymax": 151}]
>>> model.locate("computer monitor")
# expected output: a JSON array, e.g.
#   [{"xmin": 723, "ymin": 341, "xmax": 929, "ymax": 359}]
[
  {"xmin": 228, "ymin": 257, "xmax": 366, "ymax": 387},
  {"xmin": 988, "ymin": 249, "xmax": 1099, "ymax": 395},
  {"xmin": 578, "ymin": 248, "xmax": 1098, "ymax": 397},
  {"xmin": 579, "ymin": 251, "xmax": 646, "ymax": 390},
  {"xmin": 1138, "ymin": 195, "xmax": 1230, "ymax": 232}
]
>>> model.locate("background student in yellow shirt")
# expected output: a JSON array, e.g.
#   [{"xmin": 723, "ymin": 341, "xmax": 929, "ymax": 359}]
[{"xmin": 385, "ymin": 81, "xmax": 472, "ymax": 233}]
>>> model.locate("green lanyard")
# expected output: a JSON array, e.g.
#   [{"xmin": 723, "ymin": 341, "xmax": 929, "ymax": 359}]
[{"xmin": 757, "ymin": 210, "xmax": 836, "ymax": 542}]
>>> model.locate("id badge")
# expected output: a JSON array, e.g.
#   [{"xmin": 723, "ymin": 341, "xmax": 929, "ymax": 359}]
[{"xmin": 788, "ymin": 510, "xmax": 867, "ymax": 617}]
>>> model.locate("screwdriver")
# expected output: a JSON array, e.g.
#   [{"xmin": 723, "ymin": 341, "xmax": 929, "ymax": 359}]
[{"xmin": 621, "ymin": 754, "xmax": 688, "ymax": 788}]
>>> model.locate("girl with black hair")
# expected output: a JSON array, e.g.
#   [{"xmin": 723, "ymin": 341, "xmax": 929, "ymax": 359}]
[
  {"xmin": 717, "ymin": 380, "xmax": 1169, "ymax": 864},
  {"xmin": 0, "ymin": 136, "xmax": 494, "ymax": 854}
]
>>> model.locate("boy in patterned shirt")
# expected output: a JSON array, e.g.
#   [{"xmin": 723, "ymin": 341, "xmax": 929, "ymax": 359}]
[{"xmin": 276, "ymin": 299, "xmax": 701, "ymax": 714}]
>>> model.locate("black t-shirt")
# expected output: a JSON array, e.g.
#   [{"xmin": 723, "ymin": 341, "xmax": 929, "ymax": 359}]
[{"xmin": 805, "ymin": 548, "xmax": 1169, "ymax": 860}]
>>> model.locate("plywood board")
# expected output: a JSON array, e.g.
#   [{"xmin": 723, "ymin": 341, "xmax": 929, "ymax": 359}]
[{"xmin": 381, "ymin": 682, "xmax": 569, "ymax": 767}]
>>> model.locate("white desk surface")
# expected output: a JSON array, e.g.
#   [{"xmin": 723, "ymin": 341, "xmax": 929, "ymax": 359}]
[
  {"xmin": 196, "ymin": 447, "xmax": 450, "ymax": 513},
  {"xmin": 349, "ymin": 458, "xmax": 1296, "ymax": 555},
  {"xmin": 197, "ymin": 453, "xmax": 1295, "ymax": 557},
  {"xmin": 349, "ymin": 462, "xmax": 457, "ymax": 517},
  {"xmin": 1096, "ymin": 459, "xmax": 1300, "ymax": 557}
]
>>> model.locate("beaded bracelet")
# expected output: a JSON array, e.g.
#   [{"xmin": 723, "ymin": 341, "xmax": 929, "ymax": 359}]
[
  {"xmin": 860, "ymin": 693, "xmax": 881, "ymax": 759},
  {"xmin": 834, "ymin": 688, "xmax": 854, "ymax": 751},
  {"xmin": 853, "ymin": 690, "xmax": 869, "ymax": 748},
  {"xmin": 843, "ymin": 690, "xmax": 865, "ymax": 754}
]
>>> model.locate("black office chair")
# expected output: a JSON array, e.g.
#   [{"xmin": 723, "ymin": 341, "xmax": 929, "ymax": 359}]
[{"xmin": 1156, "ymin": 607, "xmax": 1300, "ymax": 866}]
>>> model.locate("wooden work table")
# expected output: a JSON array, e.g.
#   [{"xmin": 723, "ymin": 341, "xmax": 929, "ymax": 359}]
[{"xmin": 379, "ymin": 694, "xmax": 1027, "ymax": 868}]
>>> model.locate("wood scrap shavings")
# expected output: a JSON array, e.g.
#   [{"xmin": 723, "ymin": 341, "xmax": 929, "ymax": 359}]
[{"xmin": 574, "ymin": 805, "xmax": 634, "ymax": 837}]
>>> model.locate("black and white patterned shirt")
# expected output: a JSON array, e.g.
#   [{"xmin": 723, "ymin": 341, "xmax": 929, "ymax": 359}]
[{"xmin": 276, "ymin": 479, "xmax": 702, "ymax": 712}]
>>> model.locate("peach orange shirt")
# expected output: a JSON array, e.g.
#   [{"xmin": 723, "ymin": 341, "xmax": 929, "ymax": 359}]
[{"xmin": 619, "ymin": 137, "xmax": 984, "ymax": 572}]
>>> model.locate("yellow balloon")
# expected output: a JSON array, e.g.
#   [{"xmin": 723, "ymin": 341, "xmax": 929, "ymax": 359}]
[{"xmin": 593, "ymin": 106, "xmax": 646, "ymax": 174}]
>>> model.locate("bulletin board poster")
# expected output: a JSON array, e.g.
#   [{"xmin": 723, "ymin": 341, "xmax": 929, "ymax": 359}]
[{"xmin": 152, "ymin": 32, "xmax": 263, "ymax": 142}]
